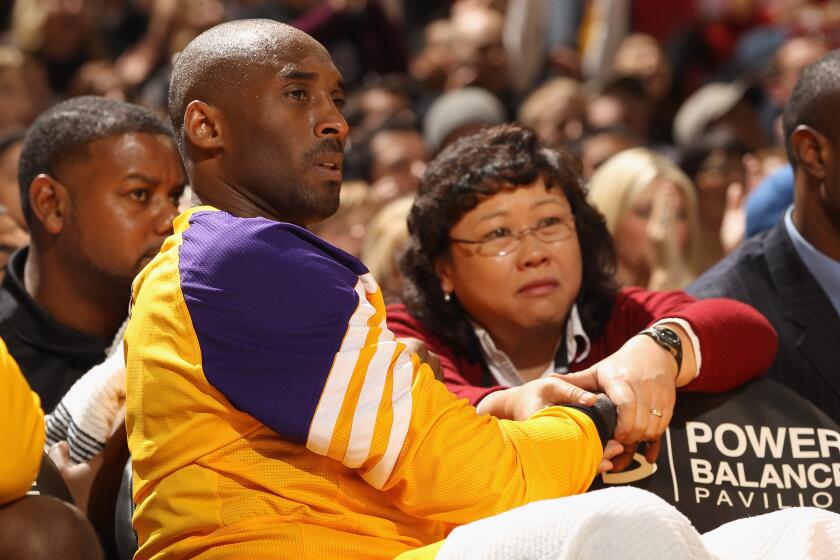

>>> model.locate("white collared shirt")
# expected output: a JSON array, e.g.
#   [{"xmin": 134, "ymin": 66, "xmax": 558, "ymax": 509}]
[{"xmin": 473, "ymin": 304, "xmax": 591, "ymax": 389}]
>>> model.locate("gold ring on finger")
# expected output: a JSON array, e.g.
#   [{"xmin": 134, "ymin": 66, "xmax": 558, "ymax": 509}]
[{"xmin": 649, "ymin": 408, "xmax": 664, "ymax": 417}]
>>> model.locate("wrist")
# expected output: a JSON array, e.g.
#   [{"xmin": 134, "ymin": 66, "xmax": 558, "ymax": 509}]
[
  {"xmin": 633, "ymin": 334, "xmax": 680, "ymax": 383},
  {"xmin": 638, "ymin": 326, "xmax": 682, "ymax": 380}
]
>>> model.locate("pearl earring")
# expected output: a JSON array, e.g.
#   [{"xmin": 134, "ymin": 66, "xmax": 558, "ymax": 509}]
[{"xmin": 444, "ymin": 292, "xmax": 452, "ymax": 302}]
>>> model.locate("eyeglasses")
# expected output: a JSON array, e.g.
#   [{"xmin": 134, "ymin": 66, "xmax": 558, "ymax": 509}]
[{"xmin": 449, "ymin": 216, "xmax": 576, "ymax": 257}]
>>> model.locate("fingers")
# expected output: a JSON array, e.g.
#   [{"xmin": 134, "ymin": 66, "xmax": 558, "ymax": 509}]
[
  {"xmin": 645, "ymin": 438, "xmax": 662, "ymax": 464},
  {"xmin": 645, "ymin": 385, "xmax": 676, "ymax": 442},
  {"xmin": 599, "ymin": 438, "xmax": 662, "ymax": 472},
  {"xmin": 597, "ymin": 440, "xmax": 625, "ymax": 474},
  {"xmin": 602, "ymin": 439, "xmax": 624, "ymax": 461},
  {"xmin": 554, "ymin": 367, "xmax": 600, "ymax": 392},
  {"xmin": 544, "ymin": 377, "xmax": 597, "ymax": 406},
  {"xmin": 610, "ymin": 442, "xmax": 639, "ymax": 472},
  {"xmin": 569, "ymin": 358, "xmax": 676, "ymax": 448},
  {"xmin": 613, "ymin": 380, "xmax": 674, "ymax": 446},
  {"xmin": 607, "ymin": 379, "xmax": 639, "ymax": 443}
]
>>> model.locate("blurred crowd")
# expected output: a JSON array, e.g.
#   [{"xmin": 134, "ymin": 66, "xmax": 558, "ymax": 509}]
[{"xmin": 0, "ymin": 0, "xmax": 837, "ymax": 293}]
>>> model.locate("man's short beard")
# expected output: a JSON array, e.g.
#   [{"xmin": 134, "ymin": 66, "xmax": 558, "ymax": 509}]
[
  {"xmin": 67, "ymin": 216, "xmax": 135, "ymax": 296},
  {"xmin": 283, "ymin": 180, "xmax": 342, "ymax": 226}
]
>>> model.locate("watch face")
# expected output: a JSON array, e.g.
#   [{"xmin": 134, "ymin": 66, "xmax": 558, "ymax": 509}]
[{"xmin": 655, "ymin": 327, "xmax": 680, "ymax": 348}]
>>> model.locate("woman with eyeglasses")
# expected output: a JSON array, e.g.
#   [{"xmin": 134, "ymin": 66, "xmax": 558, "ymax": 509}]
[{"xmin": 387, "ymin": 124, "xmax": 777, "ymax": 468}]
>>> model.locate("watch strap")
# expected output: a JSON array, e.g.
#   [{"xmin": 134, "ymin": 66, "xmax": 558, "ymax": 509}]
[{"xmin": 639, "ymin": 325, "xmax": 683, "ymax": 376}]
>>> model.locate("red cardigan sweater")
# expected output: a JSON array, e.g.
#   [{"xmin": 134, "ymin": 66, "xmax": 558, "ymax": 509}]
[{"xmin": 386, "ymin": 287, "xmax": 778, "ymax": 406}]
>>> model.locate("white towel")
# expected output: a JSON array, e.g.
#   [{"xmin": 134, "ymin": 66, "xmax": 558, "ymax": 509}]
[
  {"xmin": 435, "ymin": 487, "xmax": 840, "ymax": 560},
  {"xmin": 44, "ymin": 343, "xmax": 126, "ymax": 464},
  {"xmin": 704, "ymin": 506, "xmax": 840, "ymax": 560}
]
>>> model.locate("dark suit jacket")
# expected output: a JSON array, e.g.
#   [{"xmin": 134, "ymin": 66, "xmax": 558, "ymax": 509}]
[{"xmin": 688, "ymin": 221, "xmax": 840, "ymax": 422}]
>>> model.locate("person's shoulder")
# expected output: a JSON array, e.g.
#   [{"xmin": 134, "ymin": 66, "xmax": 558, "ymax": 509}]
[
  {"xmin": 687, "ymin": 225, "xmax": 780, "ymax": 299},
  {"xmin": 180, "ymin": 209, "xmax": 317, "ymax": 260},
  {"xmin": 175, "ymin": 210, "xmax": 369, "ymax": 315},
  {"xmin": 180, "ymin": 209, "xmax": 366, "ymax": 283}
]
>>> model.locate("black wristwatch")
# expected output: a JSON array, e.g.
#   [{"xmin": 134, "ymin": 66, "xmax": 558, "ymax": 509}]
[{"xmin": 639, "ymin": 325, "xmax": 683, "ymax": 375}]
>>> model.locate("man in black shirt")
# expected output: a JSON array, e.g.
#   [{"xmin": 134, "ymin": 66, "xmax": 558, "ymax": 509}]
[{"xmin": 1, "ymin": 96, "xmax": 186, "ymax": 412}]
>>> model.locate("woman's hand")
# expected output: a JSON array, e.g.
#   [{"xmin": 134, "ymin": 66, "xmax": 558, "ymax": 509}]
[
  {"xmin": 561, "ymin": 323, "xmax": 697, "ymax": 464},
  {"xmin": 478, "ymin": 376, "xmax": 597, "ymax": 422},
  {"xmin": 601, "ymin": 439, "xmax": 629, "ymax": 473},
  {"xmin": 479, "ymin": 379, "xmax": 624, "ymax": 474}
]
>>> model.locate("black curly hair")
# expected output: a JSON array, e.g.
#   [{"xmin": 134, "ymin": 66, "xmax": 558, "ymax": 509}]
[{"xmin": 400, "ymin": 124, "xmax": 618, "ymax": 363}]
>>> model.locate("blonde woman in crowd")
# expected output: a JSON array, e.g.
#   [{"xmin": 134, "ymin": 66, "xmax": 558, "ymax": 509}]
[
  {"xmin": 360, "ymin": 196, "xmax": 414, "ymax": 304},
  {"xmin": 588, "ymin": 147, "xmax": 701, "ymax": 290}
]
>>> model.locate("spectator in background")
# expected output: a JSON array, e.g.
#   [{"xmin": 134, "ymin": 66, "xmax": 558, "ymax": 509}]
[
  {"xmin": 689, "ymin": 50, "xmax": 840, "ymax": 421},
  {"xmin": 573, "ymin": 126, "xmax": 639, "ymax": 180},
  {"xmin": 588, "ymin": 147, "xmax": 701, "ymax": 290},
  {"xmin": 11, "ymin": 0, "xmax": 101, "ymax": 93},
  {"xmin": 343, "ymin": 76, "xmax": 415, "ymax": 145},
  {"xmin": 1, "ymin": 96, "xmax": 185, "ymax": 412},
  {"xmin": 0, "ymin": 130, "xmax": 29, "ymax": 281},
  {"xmin": 66, "ymin": 60, "xmax": 129, "ymax": 100},
  {"xmin": 737, "ymin": 146, "xmax": 788, "ymax": 243},
  {"xmin": 309, "ymin": 181, "xmax": 376, "ymax": 257},
  {"xmin": 0, "ymin": 47, "xmax": 48, "ymax": 130},
  {"xmin": 740, "ymin": 35, "xmax": 829, "ymax": 240},
  {"xmin": 585, "ymin": 76, "xmax": 650, "ymax": 144},
  {"xmin": 447, "ymin": 4, "xmax": 510, "ymax": 103},
  {"xmin": 761, "ymin": 34, "xmax": 828, "ymax": 144},
  {"xmin": 744, "ymin": 163, "xmax": 794, "ymax": 238},
  {"xmin": 518, "ymin": 77, "xmax": 586, "ymax": 150},
  {"xmin": 410, "ymin": 18, "xmax": 457, "ymax": 92},
  {"xmin": 743, "ymin": 146, "xmax": 787, "ymax": 192},
  {"xmin": 366, "ymin": 120, "xmax": 428, "ymax": 201},
  {"xmin": 423, "ymin": 86, "xmax": 506, "ymax": 155},
  {"xmin": 127, "ymin": 0, "xmax": 228, "ymax": 109},
  {"xmin": 611, "ymin": 32, "xmax": 683, "ymax": 145},
  {"xmin": 244, "ymin": 0, "xmax": 408, "ymax": 88},
  {"xmin": 612, "ymin": 33, "xmax": 672, "ymax": 105},
  {"xmin": 679, "ymin": 128, "xmax": 748, "ymax": 269},
  {"xmin": 360, "ymin": 195, "xmax": 413, "ymax": 304},
  {"xmin": 673, "ymin": 81, "xmax": 766, "ymax": 151},
  {"xmin": 0, "ymin": 130, "xmax": 26, "ymax": 229}
]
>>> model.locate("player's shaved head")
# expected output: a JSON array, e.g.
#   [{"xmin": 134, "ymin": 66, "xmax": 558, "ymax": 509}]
[
  {"xmin": 168, "ymin": 19, "xmax": 329, "ymax": 155},
  {"xmin": 167, "ymin": 19, "xmax": 348, "ymax": 226}
]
